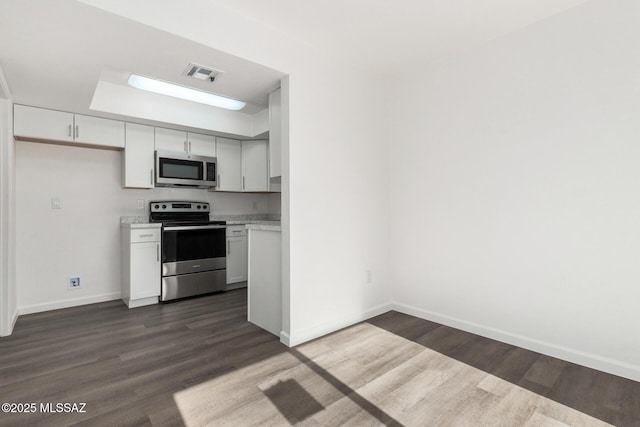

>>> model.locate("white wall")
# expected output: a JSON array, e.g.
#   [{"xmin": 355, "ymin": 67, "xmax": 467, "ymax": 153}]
[
  {"xmin": 0, "ymin": 97, "xmax": 17, "ymax": 336},
  {"xmin": 389, "ymin": 0, "xmax": 640, "ymax": 381},
  {"xmin": 79, "ymin": 0, "xmax": 392, "ymax": 345},
  {"xmin": 15, "ymin": 141, "xmax": 279, "ymax": 314}
]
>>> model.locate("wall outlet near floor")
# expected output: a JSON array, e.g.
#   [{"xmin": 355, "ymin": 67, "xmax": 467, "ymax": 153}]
[{"xmin": 68, "ymin": 276, "xmax": 81, "ymax": 289}]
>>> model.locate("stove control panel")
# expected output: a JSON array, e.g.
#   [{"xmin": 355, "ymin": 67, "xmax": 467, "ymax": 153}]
[{"xmin": 150, "ymin": 201, "xmax": 210, "ymax": 213}]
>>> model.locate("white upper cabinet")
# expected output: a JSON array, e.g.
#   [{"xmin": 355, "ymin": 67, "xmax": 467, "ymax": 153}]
[
  {"xmin": 155, "ymin": 127, "xmax": 216, "ymax": 157},
  {"xmin": 242, "ymin": 140, "xmax": 268, "ymax": 192},
  {"xmin": 215, "ymin": 137, "xmax": 243, "ymax": 192},
  {"xmin": 268, "ymin": 88, "xmax": 282, "ymax": 178},
  {"xmin": 188, "ymin": 132, "xmax": 216, "ymax": 157},
  {"xmin": 123, "ymin": 123, "xmax": 155, "ymax": 189},
  {"xmin": 74, "ymin": 114, "xmax": 125, "ymax": 148},
  {"xmin": 13, "ymin": 104, "xmax": 124, "ymax": 148},
  {"xmin": 14, "ymin": 105, "xmax": 74, "ymax": 142},
  {"xmin": 214, "ymin": 137, "xmax": 269, "ymax": 193},
  {"xmin": 154, "ymin": 127, "xmax": 187, "ymax": 153}
]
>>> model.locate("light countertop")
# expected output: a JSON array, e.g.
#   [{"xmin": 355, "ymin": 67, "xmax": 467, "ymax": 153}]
[{"xmin": 245, "ymin": 222, "xmax": 281, "ymax": 232}]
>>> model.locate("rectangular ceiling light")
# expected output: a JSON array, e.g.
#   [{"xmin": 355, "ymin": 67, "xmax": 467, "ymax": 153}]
[{"xmin": 128, "ymin": 74, "xmax": 245, "ymax": 111}]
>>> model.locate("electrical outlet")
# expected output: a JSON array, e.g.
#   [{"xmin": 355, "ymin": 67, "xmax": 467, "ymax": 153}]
[
  {"xmin": 51, "ymin": 197, "xmax": 61, "ymax": 209},
  {"xmin": 252, "ymin": 200, "xmax": 258, "ymax": 211},
  {"xmin": 136, "ymin": 199, "xmax": 145, "ymax": 210},
  {"xmin": 68, "ymin": 276, "xmax": 81, "ymax": 289}
]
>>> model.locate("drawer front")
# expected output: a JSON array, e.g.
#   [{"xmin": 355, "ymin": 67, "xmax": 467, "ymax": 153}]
[
  {"xmin": 226, "ymin": 225, "xmax": 247, "ymax": 237},
  {"xmin": 131, "ymin": 228, "xmax": 161, "ymax": 243}
]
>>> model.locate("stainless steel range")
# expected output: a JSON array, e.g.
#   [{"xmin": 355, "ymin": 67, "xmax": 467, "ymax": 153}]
[{"xmin": 150, "ymin": 201, "xmax": 226, "ymax": 301}]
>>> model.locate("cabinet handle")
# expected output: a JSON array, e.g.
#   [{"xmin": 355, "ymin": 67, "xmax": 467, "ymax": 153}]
[
  {"xmin": 243, "ymin": 176, "xmax": 245, "ymax": 190},
  {"xmin": 150, "ymin": 169, "xmax": 153, "ymax": 186},
  {"xmin": 184, "ymin": 141, "xmax": 187, "ymax": 153},
  {"xmin": 227, "ymin": 240, "xmax": 230, "ymax": 254},
  {"xmin": 75, "ymin": 125, "xmax": 79, "ymax": 139},
  {"xmin": 232, "ymin": 230, "xmax": 242, "ymax": 233},
  {"xmin": 139, "ymin": 234, "xmax": 153, "ymax": 237},
  {"xmin": 189, "ymin": 141, "xmax": 192, "ymax": 152},
  {"xmin": 217, "ymin": 174, "xmax": 220, "ymax": 188},
  {"xmin": 68, "ymin": 125, "xmax": 72, "ymax": 137},
  {"xmin": 157, "ymin": 244, "xmax": 160, "ymax": 262}
]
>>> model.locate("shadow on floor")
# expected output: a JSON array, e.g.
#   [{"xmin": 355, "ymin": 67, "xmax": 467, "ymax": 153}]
[{"xmin": 367, "ymin": 311, "xmax": 640, "ymax": 427}]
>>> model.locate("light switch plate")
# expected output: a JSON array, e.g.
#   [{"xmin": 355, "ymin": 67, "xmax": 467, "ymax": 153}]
[{"xmin": 51, "ymin": 198, "xmax": 61, "ymax": 209}]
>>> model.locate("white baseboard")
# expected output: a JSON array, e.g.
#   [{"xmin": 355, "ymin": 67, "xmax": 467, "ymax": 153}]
[
  {"xmin": 0, "ymin": 307, "xmax": 19, "ymax": 337},
  {"xmin": 392, "ymin": 301, "xmax": 640, "ymax": 383},
  {"xmin": 280, "ymin": 330, "xmax": 290, "ymax": 346},
  {"xmin": 18, "ymin": 292, "xmax": 122, "ymax": 315},
  {"xmin": 11, "ymin": 308, "xmax": 18, "ymax": 329},
  {"xmin": 287, "ymin": 302, "xmax": 393, "ymax": 347}
]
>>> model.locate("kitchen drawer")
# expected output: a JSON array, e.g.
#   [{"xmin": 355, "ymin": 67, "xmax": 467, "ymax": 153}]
[
  {"xmin": 131, "ymin": 228, "xmax": 161, "ymax": 243},
  {"xmin": 226, "ymin": 225, "xmax": 247, "ymax": 237}
]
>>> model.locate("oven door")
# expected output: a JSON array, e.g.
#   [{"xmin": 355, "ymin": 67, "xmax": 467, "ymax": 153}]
[{"xmin": 162, "ymin": 225, "xmax": 226, "ymax": 276}]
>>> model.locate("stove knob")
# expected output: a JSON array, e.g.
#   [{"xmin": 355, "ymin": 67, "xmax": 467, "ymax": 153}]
[
  {"xmin": 154, "ymin": 204, "xmax": 159, "ymax": 209},
  {"xmin": 162, "ymin": 204, "xmax": 167, "ymax": 209},
  {"xmin": 196, "ymin": 205, "xmax": 201, "ymax": 209}
]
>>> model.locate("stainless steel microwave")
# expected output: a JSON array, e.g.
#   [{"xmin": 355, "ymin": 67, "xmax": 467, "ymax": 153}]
[{"xmin": 155, "ymin": 151, "xmax": 217, "ymax": 188}]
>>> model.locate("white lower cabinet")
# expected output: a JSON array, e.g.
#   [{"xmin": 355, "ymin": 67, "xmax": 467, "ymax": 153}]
[
  {"xmin": 121, "ymin": 225, "xmax": 161, "ymax": 308},
  {"xmin": 226, "ymin": 225, "xmax": 248, "ymax": 287},
  {"xmin": 247, "ymin": 228, "xmax": 282, "ymax": 337}
]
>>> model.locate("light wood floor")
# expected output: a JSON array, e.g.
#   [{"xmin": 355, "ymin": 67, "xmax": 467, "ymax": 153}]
[{"xmin": 0, "ymin": 289, "xmax": 637, "ymax": 426}]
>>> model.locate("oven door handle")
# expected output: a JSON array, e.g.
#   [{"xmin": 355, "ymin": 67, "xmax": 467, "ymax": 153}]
[{"xmin": 163, "ymin": 225, "xmax": 227, "ymax": 231}]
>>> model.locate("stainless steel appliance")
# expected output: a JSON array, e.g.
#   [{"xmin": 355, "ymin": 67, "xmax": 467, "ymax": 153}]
[
  {"xmin": 155, "ymin": 151, "xmax": 217, "ymax": 188},
  {"xmin": 150, "ymin": 201, "xmax": 226, "ymax": 301}
]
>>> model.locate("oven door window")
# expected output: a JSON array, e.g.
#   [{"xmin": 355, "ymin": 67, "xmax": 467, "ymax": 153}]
[
  {"xmin": 159, "ymin": 157, "xmax": 203, "ymax": 180},
  {"xmin": 162, "ymin": 228, "xmax": 225, "ymax": 262}
]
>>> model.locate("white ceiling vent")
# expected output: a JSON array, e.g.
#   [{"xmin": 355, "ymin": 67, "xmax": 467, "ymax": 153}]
[{"xmin": 183, "ymin": 63, "xmax": 224, "ymax": 83}]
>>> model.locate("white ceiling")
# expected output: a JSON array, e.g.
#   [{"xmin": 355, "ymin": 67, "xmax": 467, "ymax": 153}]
[
  {"xmin": 210, "ymin": 0, "xmax": 591, "ymax": 73},
  {"xmin": 0, "ymin": 0, "xmax": 284, "ymax": 121},
  {"xmin": 0, "ymin": 0, "xmax": 590, "ymax": 126}
]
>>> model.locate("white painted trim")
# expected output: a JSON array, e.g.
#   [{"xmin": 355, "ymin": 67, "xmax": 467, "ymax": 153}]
[
  {"xmin": 279, "ymin": 330, "xmax": 290, "ymax": 346},
  {"xmin": 0, "ymin": 96, "xmax": 13, "ymax": 337},
  {"xmin": 18, "ymin": 292, "xmax": 122, "ymax": 315},
  {"xmin": 392, "ymin": 302, "xmax": 640, "ymax": 383},
  {"xmin": 11, "ymin": 308, "xmax": 18, "ymax": 330},
  {"xmin": 124, "ymin": 296, "xmax": 158, "ymax": 309},
  {"xmin": 287, "ymin": 302, "xmax": 393, "ymax": 347},
  {"xmin": 0, "ymin": 66, "xmax": 11, "ymax": 99}
]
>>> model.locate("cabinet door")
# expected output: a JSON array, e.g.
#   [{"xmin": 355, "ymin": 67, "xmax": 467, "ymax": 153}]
[
  {"xmin": 155, "ymin": 127, "xmax": 187, "ymax": 153},
  {"xmin": 268, "ymin": 88, "xmax": 282, "ymax": 178},
  {"xmin": 130, "ymin": 241, "xmax": 161, "ymax": 299},
  {"xmin": 216, "ymin": 137, "xmax": 242, "ymax": 191},
  {"xmin": 187, "ymin": 132, "xmax": 216, "ymax": 157},
  {"xmin": 242, "ymin": 140, "xmax": 268, "ymax": 192},
  {"xmin": 123, "ymin": 123, "xmax": 155, "ymax": 188},
  {"xmin": 226, "ymin": 236, "xmax": 248, "ymax": 284},
  {"xmin": 74, "ymin": 114, "xmax": 125, "ymax": 148},
  {"xmin": 13, "ymin": 104, "xmax": 74, "ymax": 142}
]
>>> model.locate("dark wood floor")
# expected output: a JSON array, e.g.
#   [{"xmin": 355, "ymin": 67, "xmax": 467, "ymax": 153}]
[{"xmin": 0, "ymin": 289, "xmax": 638, "ymax": 426}]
